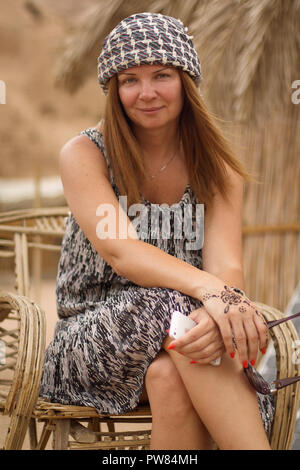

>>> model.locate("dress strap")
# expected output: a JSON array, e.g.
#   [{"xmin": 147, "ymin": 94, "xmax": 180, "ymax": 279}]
[{"xmin": 79, "ymin": 126, "xmax": 114, "ymax": 185}]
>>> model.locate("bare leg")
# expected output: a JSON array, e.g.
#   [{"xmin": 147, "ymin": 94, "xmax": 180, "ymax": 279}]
[
  {"xmin": 145, "ymin": 351, "xmax": 214, "ymax": 450},
  {"xmin": 163, "ymin": 337, "xmax": 271, "ymax": 450}
]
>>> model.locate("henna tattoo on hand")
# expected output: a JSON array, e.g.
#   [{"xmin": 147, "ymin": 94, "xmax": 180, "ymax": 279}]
[
  {"xmin": 201, "ymin": 285, "xmax": 251, "ymax": 314},
  {"xmin": 200, "ymin": 285, "xmax": 270, "ymax": 349}
]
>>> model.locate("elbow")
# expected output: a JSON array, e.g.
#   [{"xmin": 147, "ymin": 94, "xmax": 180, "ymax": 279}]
[
  {"xmin": 109, "ymin": 253, "xmax": 126, "ymax": 278},
  {"xmin": 102, "ymin": 238, "xmax": 143, "ymax": 280}
]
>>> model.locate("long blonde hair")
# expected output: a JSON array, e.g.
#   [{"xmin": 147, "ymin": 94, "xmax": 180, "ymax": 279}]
[{"xmin": 103, "ymin": 70, "xmax": 252, "ymax": 209}]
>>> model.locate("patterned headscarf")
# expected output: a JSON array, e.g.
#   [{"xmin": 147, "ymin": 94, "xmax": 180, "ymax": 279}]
[{"xmin": 97, "ymin": 12, "xmax": 202, "ymax": 94}]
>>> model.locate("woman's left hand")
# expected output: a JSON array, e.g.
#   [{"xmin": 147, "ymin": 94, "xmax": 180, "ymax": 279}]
[{"xmin": 168, "ymin": 307, "xmax": 225, "ymax": 364}]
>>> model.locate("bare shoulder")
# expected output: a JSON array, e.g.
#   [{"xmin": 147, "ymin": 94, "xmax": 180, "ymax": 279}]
[{"xmin": 59, "ymin": 133, "xmax": 109, "ymax": 181}]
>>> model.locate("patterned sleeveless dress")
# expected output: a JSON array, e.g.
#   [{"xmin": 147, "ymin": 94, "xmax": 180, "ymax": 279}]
[{"xmin": 39, "ymin": 127, "xmax": 275, "ymax": 437}]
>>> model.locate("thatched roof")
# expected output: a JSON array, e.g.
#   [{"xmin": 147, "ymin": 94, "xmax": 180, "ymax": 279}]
[
  {"xmin": 54, "ymin": 0, "xmax": 300, "ymax": 122},
  {"xmin": 53, "ymin": 0, "xmax": 300, "ymax": 311}
]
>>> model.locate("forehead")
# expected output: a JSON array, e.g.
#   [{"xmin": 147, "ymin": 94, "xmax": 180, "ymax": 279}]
[{"xmin": 118, "ymin": 64, "xmax": 174, "ymax": 75}]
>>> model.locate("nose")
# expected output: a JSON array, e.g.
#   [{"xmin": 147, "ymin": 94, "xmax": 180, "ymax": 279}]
[{"xmin": 139, "ymin": 80, "xmax": 157, "ymax": 101}]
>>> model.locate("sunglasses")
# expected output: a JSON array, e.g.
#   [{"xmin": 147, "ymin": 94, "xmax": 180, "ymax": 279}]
[{"xmin": 244, "ymin": 312, "xmax": 300, "ymax": 395}]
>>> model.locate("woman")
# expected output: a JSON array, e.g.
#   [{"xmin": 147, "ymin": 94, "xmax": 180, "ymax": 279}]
[{"xmin": 40, "ymin": 13, "xmax": 274, "ymax": 449}]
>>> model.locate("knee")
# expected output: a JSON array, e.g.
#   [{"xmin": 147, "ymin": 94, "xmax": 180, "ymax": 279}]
[
  {"xmin": 145, "ymin": 353, "xmax": 193, "ymax": 416},
  {"xmin": 146, "ymin": 352, "xmax": 179, "ymax": 389}
]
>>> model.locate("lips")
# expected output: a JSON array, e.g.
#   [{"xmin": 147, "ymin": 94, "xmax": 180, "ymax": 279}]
[{"xmin": 138, "ymin": 106, "xmax": 164, "ymax": 113}]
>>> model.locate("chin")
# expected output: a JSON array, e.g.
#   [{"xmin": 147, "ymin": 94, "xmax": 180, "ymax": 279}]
[{"xmin": 134, "ymin": 116, "xmax": 176, "ymax": 130}]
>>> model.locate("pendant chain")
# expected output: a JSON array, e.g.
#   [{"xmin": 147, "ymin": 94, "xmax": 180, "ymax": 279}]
[{"xmin": 147, "ymin": 148, "xmax": 178, "ymax": 180}]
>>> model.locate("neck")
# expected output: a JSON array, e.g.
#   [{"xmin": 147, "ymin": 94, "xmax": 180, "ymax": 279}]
[{"xmin": 133, "ymin": 123, "xmax": 180, "ymax": 160}]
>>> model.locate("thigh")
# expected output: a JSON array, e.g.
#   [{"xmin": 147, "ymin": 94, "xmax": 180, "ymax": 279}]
[
  {"xmin": 144, "ymin": 350, "xmax": 215, "ymax": 450},
  {"xmin": 163, "ymin": 340, "xmax": 271, "ymax": 450}
]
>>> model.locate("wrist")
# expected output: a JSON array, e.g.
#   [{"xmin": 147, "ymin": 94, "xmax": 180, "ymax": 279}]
[
  {"xmin": 195, "ymin": 281, "xmax": 227, "ymax": 302},
  {"xmin": 196, "ymin": 284, "xmax": 247, "ymax": 304}
]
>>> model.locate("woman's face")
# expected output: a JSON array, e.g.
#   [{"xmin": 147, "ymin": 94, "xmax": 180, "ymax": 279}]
[{"xmin": 117, "ymin": 64, "xmax": 184, "ymax": 131}]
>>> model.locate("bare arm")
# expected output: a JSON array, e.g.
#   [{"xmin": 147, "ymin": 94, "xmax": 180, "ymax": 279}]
[
  {"xmin": 201, "ymin": 165, "xmax": 245, "ymax": 290},
  {"xmin": 176, "ymin": 165, "xmax": 267, "ymax": 364},
  {"xmin": 60, "ymin": 135, "xmax": 225, "ymax": 300},
  {"xmin": 60, "ymin": 136, "xmax": 267, "ymax": 365}
]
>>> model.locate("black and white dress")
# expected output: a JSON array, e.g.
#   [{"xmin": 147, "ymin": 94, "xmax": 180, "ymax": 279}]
[{"xmin": 39, "ymin": 127, "xmax": 275, "ymax": 437}]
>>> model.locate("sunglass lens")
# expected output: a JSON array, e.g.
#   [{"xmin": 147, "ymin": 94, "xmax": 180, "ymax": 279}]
[{"xmin": 244, "ymin": 365, "xmax": 271, "ymax": 395}]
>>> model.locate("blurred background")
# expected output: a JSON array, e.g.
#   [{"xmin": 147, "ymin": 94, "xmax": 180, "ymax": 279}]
[{"xmin": 0, "ymin": 0, "xmax": 299, "ymax": 448}]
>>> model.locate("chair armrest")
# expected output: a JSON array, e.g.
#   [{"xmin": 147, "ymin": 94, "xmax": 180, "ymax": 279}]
[
  {"xmin": 0, "ymin": 290, "xmax": 46, "ymax": 449},
  {"xmin": 255, "ymin": 302, "xmax": 300, "ymax": 450}
]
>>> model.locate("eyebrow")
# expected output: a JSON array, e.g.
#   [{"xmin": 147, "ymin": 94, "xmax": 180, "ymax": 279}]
[{"xmin": 118, "ymin": 66, "xmax": 171, "ymax": 76}]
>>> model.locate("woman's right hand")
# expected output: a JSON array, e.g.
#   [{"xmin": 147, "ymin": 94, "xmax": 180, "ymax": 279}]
[
  {"xmin": 167, "ymin": 306, "xmax": 225, "ymax": 365},
  {"xmin": 199, "ymin": 285, "xmax": 269, "ymax": 367}
]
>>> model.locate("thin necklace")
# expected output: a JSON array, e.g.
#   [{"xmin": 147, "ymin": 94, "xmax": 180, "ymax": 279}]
[{"xmin": 147, "ymin": 148, "xmax": 178, "ymax": 180}]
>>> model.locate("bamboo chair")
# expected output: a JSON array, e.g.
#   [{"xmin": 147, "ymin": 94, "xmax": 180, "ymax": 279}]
[
  {"xmin": 0, "ymin": 208, "xmax": 299, "ymax": 450},
  {"xmin": 0, "ymin": 208, "xmax": 151, "ymax": 450}
]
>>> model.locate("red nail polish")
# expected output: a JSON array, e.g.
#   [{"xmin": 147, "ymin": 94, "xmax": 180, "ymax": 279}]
[
  {"xmin": 230, "ymin": 352, "xmax": 235, "ymax": 359},
  {"xmin": 190, "ymin": 360, "xmax": 197, "ymax": 364},
  {"xmin": 250, "ymin": 359, "xmax": 256, "ymax": 366},
  {"xmin": 261, "ymin": 348, "xmax": 266, "ymax": 355},
  {"xmin": 168, "ymin": 343, "xmax": 176, "ymax": 350},
  {"xmin": 243, "ymin": 360, "xmax": 248, "ymax": 368},
  {"xmin": 165, "ymin": 329, "xmax": 170, "ymax": 334}
]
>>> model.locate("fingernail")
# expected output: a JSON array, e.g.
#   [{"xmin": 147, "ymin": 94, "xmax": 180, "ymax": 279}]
[
  {"xmin": 243, "ymin": 360, "xmax": 248, "ymax": 368},
  {"xmin": 250, "ymin": 359, "xmax": 256, "ymax": 366},
  {"xmin": 229, "ymin": 351, "xmax": 235, "ymax": 359},
  {"xmin": 261, "ymin": 348, "xmax": 266, "ymax": 354},
  {"xmin": 165, "ymin": 329, "xmax": 170, "ymax": 334},
  {"xmin": 190, "ymin": 360, "xmax": 197, "ymax": 364},
  {"xmin": 168, "ymin": 343, "xmax": 176, "ymax": 350}
]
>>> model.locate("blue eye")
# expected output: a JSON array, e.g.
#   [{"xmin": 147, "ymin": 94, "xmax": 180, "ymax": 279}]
[
  {"xmin": 156, "ymin": 73, "xmax": 169, "ymax": 79},
  {"xmin": 124, "ymin": 78, "xmax": 136, "ymax": 84},
  {"xmin": 119, "ymin": 77, "xmax": 136, "ymax": 86}
]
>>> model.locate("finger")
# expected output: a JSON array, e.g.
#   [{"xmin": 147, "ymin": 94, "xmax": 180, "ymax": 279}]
[
  {"xmin": 179, "ymin": 334, "xmax": 222, "ymax": 358},
  {"xmin": 188, "ymin": 308, "xmax": 217, "ymax": 329},
  {"xmin": 187, "ymin": 339, "xmax": 225, "ymax": 361},
  {"xmin": 241, "ymin": 302, "xmax": 269, "ymax": 355},
  {"xmin": 188, "ymin": 307, "xmax": 206, "ymax": 322},
  {"xmin": 190, "ymin": 347, "xmax": 225, "ymax": 365},
  {"xmin": 242, "ymin": 317, "xmax": 259, "ymax": 365},
  {"xmin": 169, "ymin": 316, "xmax": 213, "ymax": 350},
  {"xmin": 189, "ymin": 311, "xmax": 215, "ymax": 336},
  {"xmin": 253, "ymin": 310, "xmax": 269, "ymax": 352},
  {"xmin": 214, "ymin": 316, "xmax": 235, "ymax": 359},
  {"xmin": 229, "ymin": 317, "xmax": 248, "ymax": 366}
]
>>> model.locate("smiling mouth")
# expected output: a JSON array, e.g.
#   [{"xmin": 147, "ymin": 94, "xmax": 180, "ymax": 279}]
[{"xmin": 139, "ymin": 107, "xmax": 163, "ymax": 112}]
